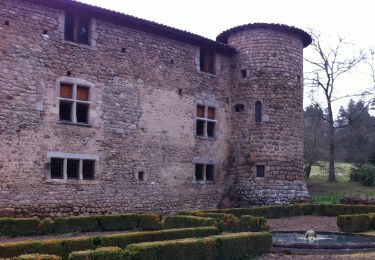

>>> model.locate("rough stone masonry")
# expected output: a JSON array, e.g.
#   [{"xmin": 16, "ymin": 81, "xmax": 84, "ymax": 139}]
[{"xmin": 0, "ymin": 0, "xmax": 312, "ymax": 217}]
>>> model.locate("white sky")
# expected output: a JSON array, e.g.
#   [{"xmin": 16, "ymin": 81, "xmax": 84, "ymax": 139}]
[{"xmin": 78, "ymin": 0, "xmax": 375, "ymax": 115}]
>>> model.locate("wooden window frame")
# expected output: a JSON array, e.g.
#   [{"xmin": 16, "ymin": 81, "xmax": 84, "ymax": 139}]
[
  {"xmin": 199, "ymin": 48, "xmax": 215, "ymax": 74},
  {"xmin": 64, "ymin": 12, "xmax": 91, "ymax": 45},
  {"xmin": 58, "ymin": 83, "xmax": 91, "ymax": 125},
  {"xmin": 196, "ymin": 105, "xmax": 217, "ymax": 139}
]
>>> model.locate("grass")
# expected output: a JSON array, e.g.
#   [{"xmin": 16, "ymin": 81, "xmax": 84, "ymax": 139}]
[{"xmin": 308, "ymin": 161, "xmax": 375, "ymax": 203}]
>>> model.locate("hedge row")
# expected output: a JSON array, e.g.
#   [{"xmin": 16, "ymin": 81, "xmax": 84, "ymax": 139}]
[
  {"xmin": 12, "ymin": 255, "xmax": 62, "ymax": 260},
  {"xmin": 163, "ymin": 216, "xmax": 216, "ymax": 229},
  {"xmin": 194, "ymin": 204, "xmax": 375, "ymax": 218},
  {"xmin": 68, "ymin": 232, "xmax": 272, "ymax": 260},
  {"xmin": 337, "ymin": 213, "xmax": 375, "ymax": 232},
  {"xmin": 0, "ymin": 214, "xmax": 161, "ymax": 237},
  {"xmin": 0, "ymin": 227, "xmax": 219, "ymax": 259}
]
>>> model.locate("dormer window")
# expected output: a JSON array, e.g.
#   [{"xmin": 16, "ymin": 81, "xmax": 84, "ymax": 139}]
[
  {"xmin": 64, "ymin": 12, "xmax": 90, "ymax": 45},
  {"xmin": 199, "ymin": 48, "xmax": 215, "ymax": 74}
]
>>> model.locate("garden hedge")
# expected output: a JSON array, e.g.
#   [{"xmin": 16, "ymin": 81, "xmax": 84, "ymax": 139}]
[
  {"xmin": 337, "ymin": 213, "xmax": 373, "ymax": 232},
  {"xmin": 0, "ymin": 227, "xmax": 219, "ymax": 259},
  {"xmin": 68, "ymin": 247, "xmax": 123, "ymax": 260},
  {"xmin": 163, "ymin": 216, "xmax": 216, "ymax": 229},
  {"xmin": 0, "ymin": 217, "xmax": 40, "ymax": 237},
  {"xmin": 239, "ymin": 215, "xmax": 268, "ymax": 232},
  {"xmin": 12, "ymin": 254, "xmax": 62, "ymax": 260},
  {"xmin": 122, "ymin": 232, "xmax": 272, "ymax": 260},
  {"xmin": 195, "ymin": 204, "xmax": 375, "ymax": 218},
  {"xmin": 0, "ymin": 214, "xmax": 161, "ymax": 237}
]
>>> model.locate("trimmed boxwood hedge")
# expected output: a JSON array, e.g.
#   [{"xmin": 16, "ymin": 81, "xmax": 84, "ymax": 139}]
[
  {"xmin": 12, "ymin": 254, "xmax": 62, "ymax": 260},
  {"xmin": 201, "ymin": 204, "xmax": 375, "ymax": 218},
  {"xmin": 0, "ymin": 217, "xmax": 40, "ymax": 237},
  {"xmin": 0, "ymin": 214, "xmax": 161, "ymax": 237},
  {"xmin": 0, "ymin": 227, "xmax": 219, "ymax": 259},
  {"xmin": 239, "ymin": 215, "xmax": 268, "ymax": 232},
  {"xmin": 163, "ymin": 216, "xmax": 216, "ymax": 229},
  {"xmin": 68, "ymin": 247, "xmax": 123, "ymax": 260},
  {"xmin": 337, "ymin": 214, "xmax": 373, "ymax": 232},
  {"xmin": 123, "ymin": 232, "xmax": 272, "ymax": 260}
]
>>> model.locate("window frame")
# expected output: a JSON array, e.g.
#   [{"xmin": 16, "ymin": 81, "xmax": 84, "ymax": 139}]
[
  {"xmin": 56, "ymin": 77, "xmax": 93, "ymax": 126},
  {"xmin": 255, "ymin": 100, "xmax": 263, "ymax": 124},
  {"xmin": 47, "ymin": 152, "xmax": 99, "ymax": 184},
  {"xmin": 256, "ymin": 165, "xmax": 265, "ymax": 178},
  {"xmin": 64, "ymin": 12, "xmax": 91, "ymax": 46},
  {"xmin": 198, "ymin": 48, "xmax": 216, "ymax": 75},
  {"xmin": 195, "ymin": 104, "xmax": 217, "ymax": 140},
  {"xmin": 192, "ymin": 157, "xmax": 218, "ymax": 184}
]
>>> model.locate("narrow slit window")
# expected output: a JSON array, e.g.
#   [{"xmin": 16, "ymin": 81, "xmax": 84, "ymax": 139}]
[
  {"xmin": 67, "ymin": 159, "xmax": 79, "ymax": 179},
  {"xmin": 195, "ymin": 164, "xmax": 204, "ymax": 181},
  {"xmin": 138, "ymin": 171, "xmax": 144, "ymax": 181},
  {"xmin": 82, "ymin": 160, "xmax": 95, "ymax": 180},
  {"xmin": 241, "ymin": 69, "xmax": 247, "ymax": 78},
  {"xmin": 51, "ymin": 158, "xmax": 64, "ymax": 179},
  {"xmin": 256, "ymin": 165, "xmax": 265, "ymax": 178},
  {"xmin": 255, "ymin": 101, "xmax": 262, "ymax": 123}
]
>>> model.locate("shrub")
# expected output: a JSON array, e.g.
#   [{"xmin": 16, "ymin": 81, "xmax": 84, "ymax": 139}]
[
  {"xmin": 337, "ymin": 214, "xmax": 372, "ymax": 232},
  {"xmin": 68, "ymin": 247, "xmax": 124, "ymax": 260},
  {"xmin": 53, "ymin": 216, "xmax": 99, "ymax": 234},
  {"xmin": 163, "ymin": 216, "xmax": 216, "ymax": 229},
  {"xmin": 123, "ymin": 232, "xmax": 272, "ymax": 260},
  {"xmin": 96, "ymin": 214, "xmax": 139, "ymax": 231},
  {"xmin": 239, "ymin": 215, "xmax": 268, "ymax": 232},
  {"xmin": 358, "ymin": 164, "xmax": 375, "ymax": 186},
  {"xmin": 100, "ymin": 227, "xmax": 219, "ymax": 248},
  {"xmin": 37, "ymin": 218, "xmax": 54, "ymax": 235},
  {"xmin": 137, "ymin": 214, "xmax": 162, "ymax": 231},
  {"xmin": 12, "ymin": 254, "xmax": 61, "ymax": 260},
  {"xmin": 0, "ymin": 217, "xmax": 40, "ymax": 237}
]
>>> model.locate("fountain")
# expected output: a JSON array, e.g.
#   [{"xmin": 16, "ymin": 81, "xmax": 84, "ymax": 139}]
[{"xmin": 272, "ymin": 231, "xmax": 375, "ymax": 253}]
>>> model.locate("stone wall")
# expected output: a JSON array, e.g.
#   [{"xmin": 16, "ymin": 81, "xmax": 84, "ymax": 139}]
[
  {"xmin": 228, "ymin": 28, "xmax": 309, "ymax": 206},
  {"xmin": 0, "ymin": 0, "xmax": 309, "ymax": 217}
]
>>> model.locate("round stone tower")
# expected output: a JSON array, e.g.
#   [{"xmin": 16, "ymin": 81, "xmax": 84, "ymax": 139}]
[{"xmin": 217, "ymin": 24, "xmax": 312, "ymax": 205}]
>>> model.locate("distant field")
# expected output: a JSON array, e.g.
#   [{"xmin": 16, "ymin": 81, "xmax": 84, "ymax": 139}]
[{"xmin": 307, "ymin": 161, "xmax": 375, "ymax": 204}]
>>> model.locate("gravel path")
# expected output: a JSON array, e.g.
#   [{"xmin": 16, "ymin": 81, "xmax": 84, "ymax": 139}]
[
  {"xmin": 268, "ymin": 216, "xmax": 339, "ymax": 232},
  {"xmin": 259, "ymin": 252, "xmax": 375, "ymax": 259}
]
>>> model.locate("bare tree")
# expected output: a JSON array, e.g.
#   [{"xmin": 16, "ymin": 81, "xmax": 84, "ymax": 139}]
[{"xmin": 305, "ymin": 31, "xmax": 366, "ymax": 181}]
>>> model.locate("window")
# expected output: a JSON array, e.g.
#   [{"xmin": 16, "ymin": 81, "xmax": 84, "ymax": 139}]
[
  {"xmin": 48, "ymin": 153, "xmax": 98, "ymax": 181},
  {"xmin": 196, "ymin": 105, "xmax": 216, "ymax": 138},
  {"xmin": 50, "ymin": 158, "xmax": 64, "ymax": 179},
  {"xmin": 255, "ymin": 101, "xmax": 262, "ymax": 123},
  {"xmin": 138, "ymin": 171, "xmax": 144, "ymax": 181},
  {"xmin": 256, "ymin": 165, "xmax": 265, "ymax": 178},
  {"xmin": 194, "ymin": 164, "xmax": 215, "ymax": 182},
  {"xmin": 241, "ymin": 69, "xmax": 248, "ymax": 78},
  {"xmin": 199, "ymin": 48, "xmax": 215, "ymax": 74},
  {"xmin": 234, "ymin": 104, "xmax": 245, "ymax": 112},
  {"xmin": 59, "ymin": 83, "xmax": 90, "ymax": 124},
  {"xmin": 64, "ymin": 12, "xmax": 90, "ymax": 45}
]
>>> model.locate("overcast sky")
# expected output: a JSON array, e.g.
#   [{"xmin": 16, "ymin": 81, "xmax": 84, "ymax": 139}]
[{"xmin": 79, "ymin": 0, "xmax": 375, "ymax": 115}]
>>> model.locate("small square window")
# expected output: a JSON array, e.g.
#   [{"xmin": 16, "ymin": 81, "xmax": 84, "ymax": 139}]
[
  {"xmin": 76, "ymin": 103, "xmax": 89, "ymax": 124},
  {"xmin": 207, "ymin": 121, "xmax": 215, "ymax": 138},
  {"xmin": 82, "ymin": 160, "xmax": 95, "ymax": 180},
  {"xmin": 67, "ymin": 159, "xmax": 79, "ymax": 179},
  {"xmin": 206, "ymin": 165, "xmax": 214, "ymax": 181},
  {"xmin": 51, "ymin": 158, "xmax": 64, "ymax": 179},
  {"xmin": 195, "ymin": 164, "xmax": 204, "ymax": 181},
  {"xmin": 77, "ymin": 86, "xmax": 89, "ymax": 101},
  {"xmin": 59, "ymin": 101, "xmax": 73, "ymax": 121},
  {"xmin": 60, "ymin": 84, "xmax": 73, "ymax": 99},
  {"xmin": 196, "ymin": 119, "xmax": 205, "ymax": 137},
  {"xmin": 197, "ymin": 105, "xmax": 205, "ymax": 118},
  {"xmin": 207, "ymin": 107, "xmax": 215, "ymax": 120},
  {"xmin": 256, "ymin": 165, "xmax": 265, "ymax": 178}
]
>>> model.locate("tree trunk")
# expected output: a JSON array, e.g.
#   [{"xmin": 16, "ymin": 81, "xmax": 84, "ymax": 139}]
[
  {"xmin": 327, "ymin": 102, "xmax": 336, "ymax": 181},
  {"xmin": 304, "ymin": 162, "xmax": 312, "ymax": 179}
]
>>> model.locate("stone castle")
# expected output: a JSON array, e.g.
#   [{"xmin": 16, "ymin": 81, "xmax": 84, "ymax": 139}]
[{"xmin": 0, "ymin": 0, "xmax": 311, "ymax": 217}]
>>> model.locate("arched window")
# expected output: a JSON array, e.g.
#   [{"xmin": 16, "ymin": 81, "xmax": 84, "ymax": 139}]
[{"xmin": 255, "ymin": 101, "xmax": 262, "ymax": 123}]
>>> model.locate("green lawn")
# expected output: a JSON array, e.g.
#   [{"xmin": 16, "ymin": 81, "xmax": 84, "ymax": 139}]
[{"xmin": 307, "ymin": 162, "xmax": 375, "ymax": 204}]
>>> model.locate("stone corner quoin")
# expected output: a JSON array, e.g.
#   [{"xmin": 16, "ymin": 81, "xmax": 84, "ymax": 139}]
[{"xmin": 0, "ymin": 0, "xmax": 311, "ymax": 217}]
